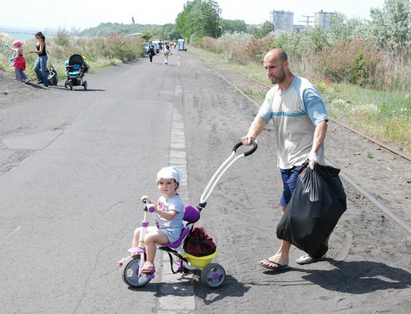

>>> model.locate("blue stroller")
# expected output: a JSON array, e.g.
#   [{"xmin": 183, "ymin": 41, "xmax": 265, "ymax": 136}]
[{"xmin": 64, "ymin": 54, "xmax": 89, "ymax": 90}]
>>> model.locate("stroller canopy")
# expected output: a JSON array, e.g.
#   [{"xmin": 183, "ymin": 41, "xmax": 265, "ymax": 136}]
[{"xmin": 68, "ymin": 54, "xmax": 85, "ymax": 66}]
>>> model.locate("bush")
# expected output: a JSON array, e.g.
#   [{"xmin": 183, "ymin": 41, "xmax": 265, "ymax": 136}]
[{"xmin": 316, "ymin": 38, "xmax": 385, "ymax": 87}]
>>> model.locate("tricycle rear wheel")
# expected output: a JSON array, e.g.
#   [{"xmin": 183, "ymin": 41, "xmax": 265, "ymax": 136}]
[{"xmin": 201, "ymin": 262, "xmax": 225, "ymax": 288}]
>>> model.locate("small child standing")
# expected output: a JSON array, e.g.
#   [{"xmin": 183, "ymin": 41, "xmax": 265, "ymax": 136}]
[
  {"xmin": 119, "ymin": 166, "xmax": 185, "ymax": 274},
  {"xmin": 7, "ymin": 41, "xmax": 30, "ymax": 83}
]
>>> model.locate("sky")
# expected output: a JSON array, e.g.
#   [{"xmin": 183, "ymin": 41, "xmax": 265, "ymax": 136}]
[{"xmin": 0, "ymin": 0, "xmax": 386, "ymax": 31}]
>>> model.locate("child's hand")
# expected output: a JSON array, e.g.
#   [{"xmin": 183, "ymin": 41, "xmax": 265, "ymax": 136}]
[{"xmin": 141, "ymin": 195, "xmax": 150, "ymax": 203}]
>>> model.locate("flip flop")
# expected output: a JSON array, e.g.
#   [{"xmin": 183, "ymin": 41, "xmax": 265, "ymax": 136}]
[
  {"xmin": 257, "ymin": 259, "xmax": 291, "ymax": 271},
  {"xmin": 296, "ymin": 254, "xmax": 325, "ymax": 265}
]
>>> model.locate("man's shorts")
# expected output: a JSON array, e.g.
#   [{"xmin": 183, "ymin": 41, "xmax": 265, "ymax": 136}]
[{"xmin": 279, "ymin": 165, "xmax": 305, "ymax": 207}]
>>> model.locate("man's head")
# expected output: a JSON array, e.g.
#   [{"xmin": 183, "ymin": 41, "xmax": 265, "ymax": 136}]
[{"xmin": 263, "ymin": 48, "xmax": 290, "ymax": 85}]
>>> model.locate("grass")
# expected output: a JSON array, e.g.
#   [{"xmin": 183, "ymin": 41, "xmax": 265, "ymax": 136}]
[{"xmin": 329, "ymin": 84, "xmax": 410, "ymax": 152}]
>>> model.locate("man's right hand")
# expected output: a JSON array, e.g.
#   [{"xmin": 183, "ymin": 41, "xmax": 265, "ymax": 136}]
[{"xmin": 242, "ymin": 135, "xmax": 257, "ymax": 146}]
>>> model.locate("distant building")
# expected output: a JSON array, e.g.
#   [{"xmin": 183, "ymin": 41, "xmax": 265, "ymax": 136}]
[
  {"xmin": 270, "ymin": 10, "xmax": 294, "ymax": 32},
  {"xmin": 314, "ymin": 10, "xmax": 335, "ymax": 30},
  {"xmin": 293, "ymin": 24, "xmax": 306, "ymax": 33}
]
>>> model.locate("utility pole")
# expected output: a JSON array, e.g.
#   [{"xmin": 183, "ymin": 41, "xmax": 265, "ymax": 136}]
[{"xmin": 299, "ymin": 15, "xmax": 314, "ymax": 27}]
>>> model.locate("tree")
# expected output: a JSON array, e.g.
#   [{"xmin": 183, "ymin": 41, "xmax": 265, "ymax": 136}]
[
  {"xmin": 220, "ymin": 19, "xmax": 247, "ymax": 34},
  {"xmin": 369, "ymin": 0, "xmax": 411, "ymax": 55},
  {"xmin": 252, "ymin": 21, "xmax": 274, "ymax": 38},
  {"xmin": 328, "ymin": 13, "xmax": 367, "ymax": 44},
  {"xmin": 175, "ymin": 0, "xmax": 222, "ymax": 39}
]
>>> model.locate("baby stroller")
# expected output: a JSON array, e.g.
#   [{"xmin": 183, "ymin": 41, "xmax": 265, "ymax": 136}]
[
  {"xmin": 64, "ymin": 54, "xmax": 89, "ymax": 90},
  {"xmin": 47, "ymin": 66, "xmax": 58, "ymax": 86},
  {"xmin": 121, "ymin": 141, "xmax": 258, "ymax": 288}
]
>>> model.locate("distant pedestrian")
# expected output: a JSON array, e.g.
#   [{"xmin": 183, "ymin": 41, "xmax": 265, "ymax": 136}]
[
  {"xmin": 147, "ymin": 41, "xmax": 156, "ymax": 63},
  {"xmin": 164, "ymin": 41, "xmax": 170, "ymax": 65},
  {"xmin": 28, "ymin": 31, "xmax": 48, "ymax": 87},
  {"xmin": 5, "ymin": 40, "xmax": 29, "ymax": 83}
]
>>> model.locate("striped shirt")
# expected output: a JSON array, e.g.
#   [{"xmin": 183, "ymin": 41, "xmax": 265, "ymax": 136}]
[{"xmin": 258, "ymin": 76, "xmax": 328, "ymax": 169}]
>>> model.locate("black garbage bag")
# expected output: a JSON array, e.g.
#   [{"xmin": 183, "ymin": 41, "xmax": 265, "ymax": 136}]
[{"xmin": 276, "ymin": 163, "xmax": 347, "ymax": 258}]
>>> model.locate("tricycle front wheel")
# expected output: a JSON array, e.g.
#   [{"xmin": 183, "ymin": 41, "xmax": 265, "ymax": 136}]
[{"xmin": 122, "ymin": 255, "xmax": 152, "ymax": 287}]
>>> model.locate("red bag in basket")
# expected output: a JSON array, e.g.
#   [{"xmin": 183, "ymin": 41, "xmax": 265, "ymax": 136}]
[{"xmin": 183, "ymin": 226, "xmax": 216, "ymax": 257}]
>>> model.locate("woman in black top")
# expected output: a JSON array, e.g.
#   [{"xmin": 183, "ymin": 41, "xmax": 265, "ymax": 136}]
[{"xmin": 28, "ymin": 31, "xmax": 48, "ymax": 87}]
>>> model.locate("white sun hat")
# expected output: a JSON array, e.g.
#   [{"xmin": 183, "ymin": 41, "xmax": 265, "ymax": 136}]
[{"xmin": 156, "ymin": 167, "xmax": 183, "ymax": 183}]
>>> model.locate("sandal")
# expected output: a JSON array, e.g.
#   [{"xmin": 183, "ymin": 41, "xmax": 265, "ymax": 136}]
[
  {"xmin": 118, "ymin": 257, "xmax": 127, "ymax": 267},
  {"xmin": 296, "ymin": 254, "xmax": 326, "ymax": 265},
  {"xmin": 141, "ymin": 261, "xmax": 155, "ymax": 273}
]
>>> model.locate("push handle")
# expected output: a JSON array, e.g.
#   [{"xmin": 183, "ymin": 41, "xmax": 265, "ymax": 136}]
[
  {"xmin": 232, "ymin": 140, "xmax": 258, "ymax": 157},
  {"xmin": 200, "ymin": 140, "xmax": 258, "ymax": 204}
]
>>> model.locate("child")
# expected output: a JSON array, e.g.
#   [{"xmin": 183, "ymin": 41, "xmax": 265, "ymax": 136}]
[
  {"xmin": 119, "ymin": 166, "xmax": 185, "ymax": 274},
  {"xmin": 164, "ymin": 41, "xmax": 170, "ymax": 65},
  {"xmin": 7, "ymin": 40, "xmax": 30, "ymax": 83}
]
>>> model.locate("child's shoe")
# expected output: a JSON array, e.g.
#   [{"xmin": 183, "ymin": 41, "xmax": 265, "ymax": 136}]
[{"xmin": 141, "ymin": 261, "xmax": 155, "ymax": 273}]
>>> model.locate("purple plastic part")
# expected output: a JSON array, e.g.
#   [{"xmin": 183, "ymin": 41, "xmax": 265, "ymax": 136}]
[
  {"xmin": 141, "ymin": 221, "xmax": 149, "ymax": 227},
  {"xmin": 177, "ymin": 259, "xmax": 183, "ymax": 272},
  {"xmin": 183, "ymin": 205, "xmax": 200, "ymax": 223},
  {"xmin": 161, "ymin": 226, "xmax": 190, "ymax": 248},
  {"xmin": 212, "ymin": 273, "xmax": 219, "ymax": 280},
  {"xmin": 128, "ymin": 247, "xmax": 145, "ymax": 253},
  {"xmin": 146, "ymin": 273, "xmax": 155, "ymax": 279},
  {"xmin": 148, "ymin": 205, "xmax": 155, "ymax": 213}
]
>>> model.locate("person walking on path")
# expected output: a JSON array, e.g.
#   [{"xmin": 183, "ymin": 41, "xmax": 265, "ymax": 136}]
[
  {"xmin": 28, "ymin": 31, "xmax": 48, "ymax": 87},
  {"xmin": 163, "ymin": 41, "xmax": 170, "ymax": 65},
  {"xmin": 147, "ymin": 41, "xmax": 156, "ymax": 63},
  {"xmin": 5, "ymin": 40, "xmax": 30, "ymax": 83},
  {"xmin": 241, "ymin": 48, "xmax": 329, "ymax": 271}
]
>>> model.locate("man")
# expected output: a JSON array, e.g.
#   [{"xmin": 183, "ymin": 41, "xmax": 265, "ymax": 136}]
[{"xmin": 242, "ymin": 48, "xmax": 328, "ymax": 270}]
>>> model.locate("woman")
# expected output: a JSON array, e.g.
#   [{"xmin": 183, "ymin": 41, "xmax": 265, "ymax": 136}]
[
  {"xmin": 148, "ymin": 41, "xmax": 156, "ymax": 63},
  {"xmin": 28, "ymin": 31, "xmax": 48, "ymax": 87}
]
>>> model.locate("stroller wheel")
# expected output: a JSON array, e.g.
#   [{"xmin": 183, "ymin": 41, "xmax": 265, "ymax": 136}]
[
  {"xmin": 201, "ymin": 263, "xmax": 225, "ymax": 288},
  {"xmin": 83, "ymin": 81, "xmax": 87, "ymax": 90}
]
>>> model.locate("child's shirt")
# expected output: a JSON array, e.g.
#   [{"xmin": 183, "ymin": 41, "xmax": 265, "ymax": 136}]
[{"xmin": 155, "ymin": 194, "xmax": 185, "ymax": 230}]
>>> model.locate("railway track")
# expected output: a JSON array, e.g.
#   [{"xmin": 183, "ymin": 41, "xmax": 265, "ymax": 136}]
[{"xmin": 207, "ymin": 63, "xmax": 411, "ymax": 235}]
